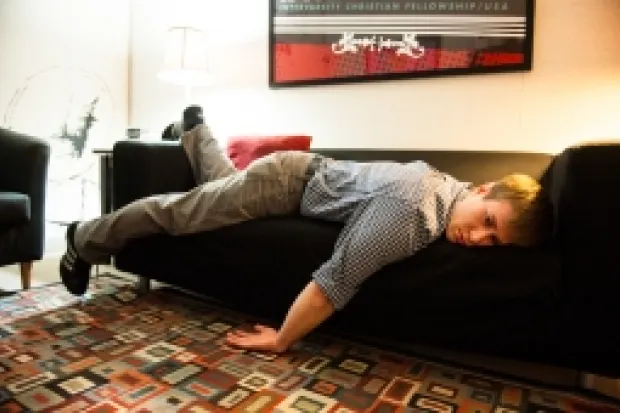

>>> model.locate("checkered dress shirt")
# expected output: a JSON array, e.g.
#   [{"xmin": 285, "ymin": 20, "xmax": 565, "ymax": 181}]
[{"xmin": 300, "ymin": 158, "xmax": 471, "ymax": 310}]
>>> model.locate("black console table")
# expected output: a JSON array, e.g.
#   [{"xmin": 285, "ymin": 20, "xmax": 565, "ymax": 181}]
[
  {"xmin": 93, "ymin": 147, "xmax": 149, "ymax": 286},
  {"xmin": 93, "ymin": 148, "xmax": 113, "ymax": 215}
]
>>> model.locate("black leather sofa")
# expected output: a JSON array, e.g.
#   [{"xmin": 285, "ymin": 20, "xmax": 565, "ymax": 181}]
[
  {"xmin": 110, "ymin": 140, "xmax": 620, "ymax": 378},
  {"xmin": 0, "ymin": 128, "xmax": 50, "ymax": 291}
]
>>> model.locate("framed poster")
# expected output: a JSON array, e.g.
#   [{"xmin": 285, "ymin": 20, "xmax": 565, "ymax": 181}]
[{"xmin": 269, "ymin": 0, "xmax": 535, "ymax": 87}]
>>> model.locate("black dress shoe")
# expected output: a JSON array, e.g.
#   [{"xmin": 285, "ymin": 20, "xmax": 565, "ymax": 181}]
[
  {"xmin": 59, "ymin": 222, "xmax": 92, "ymax": 296},
  {"xmin": 182, "ymin": 105, "xmax": 204, "ymax": 132}
]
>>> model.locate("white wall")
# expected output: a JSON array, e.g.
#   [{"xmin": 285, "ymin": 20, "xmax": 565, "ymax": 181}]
[
  {"xmin": 130, "ymin": 0, "xmax": 620, "ymax": 154},
  {"xmin": 0, "ymin": 0, "xmax": 130, "ymax": 223}
]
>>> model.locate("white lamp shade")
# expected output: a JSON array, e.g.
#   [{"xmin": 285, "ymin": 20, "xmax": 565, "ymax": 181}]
[{"xmin": 158, "ymin": 27, "xmax": 211, "ymax": 87}]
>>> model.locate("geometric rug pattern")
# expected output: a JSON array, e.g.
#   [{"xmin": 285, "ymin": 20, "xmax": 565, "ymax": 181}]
[{"xmin": 1, "ymin": 276, "xmax": 618, "ymax": 412}]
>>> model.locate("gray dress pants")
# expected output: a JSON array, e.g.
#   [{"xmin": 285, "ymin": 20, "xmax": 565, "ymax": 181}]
[{"xmin": 74, "ymin": 125, "xmax": 316, "ymax": 264}]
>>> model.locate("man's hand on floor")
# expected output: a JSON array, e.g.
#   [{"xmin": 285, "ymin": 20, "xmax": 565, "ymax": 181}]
[
  {"xmin": 225, "ymin": 324, "xmax": 286, "ymax": 353},
  {"xmin": 225, "ymin": 281, "xmax": 335, "ymax": 354}
]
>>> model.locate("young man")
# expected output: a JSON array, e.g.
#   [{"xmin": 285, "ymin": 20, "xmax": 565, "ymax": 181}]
[{"xmin": 60, "ymin": 123, "xmax": 551, "ymax": 354}]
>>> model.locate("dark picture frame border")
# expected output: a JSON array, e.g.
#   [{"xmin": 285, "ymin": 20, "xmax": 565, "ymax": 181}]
[{"xmin": 268, "ymin": 0, "xmax": 535, "ymax": 88}]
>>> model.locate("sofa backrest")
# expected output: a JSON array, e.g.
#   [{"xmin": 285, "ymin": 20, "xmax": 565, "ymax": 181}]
[
  {"xmin": 113, "ymin": 141, "xmax": 555, "ymax": 210},
  {"xmin": 312, "ymin": 149, "xmax": 553, "ymax": 185}
]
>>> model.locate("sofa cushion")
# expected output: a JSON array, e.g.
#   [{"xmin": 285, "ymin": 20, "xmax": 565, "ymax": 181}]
[
  {"xmin": 227, "ymin": 135, "xmax": 312, "ymax": 169},
  {"xmin": 0, "ymin": 192, "xmax": 30, "ymax": 225}
]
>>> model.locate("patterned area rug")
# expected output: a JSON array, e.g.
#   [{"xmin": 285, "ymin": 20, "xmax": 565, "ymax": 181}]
[{"xmin": 0, "ymin": 276, "xmax": 618, "ymax": 412}]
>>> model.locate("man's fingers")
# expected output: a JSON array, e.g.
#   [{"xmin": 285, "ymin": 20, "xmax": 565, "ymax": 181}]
[
  {"xmin": 225, "ymin": 327, "xmax": 273, "ymax": 352},
  {"xmin": 228, "ymin": 335, "xmax": 243, "ymax": 344},
  {"xmin": 227, "ymin": 336, "xmax": 256, "ymax": 349},
  {"xmin": 227, "ymin": 330, "xmax": 250, "ymax": 338},
  {"xmin": 226, "ymin": 333, "xmax": 247, "ymax": 345}
]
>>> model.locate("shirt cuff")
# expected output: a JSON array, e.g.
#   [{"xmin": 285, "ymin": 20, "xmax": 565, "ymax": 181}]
[{"xmin": 311, "ymin": 269, "xmax": 354, "ymax": 311}]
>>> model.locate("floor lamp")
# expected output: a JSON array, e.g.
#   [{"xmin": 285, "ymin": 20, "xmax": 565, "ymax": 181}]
[{"xmin": 157, "ymin": 26, "xmax": 211, "ymax": 104}]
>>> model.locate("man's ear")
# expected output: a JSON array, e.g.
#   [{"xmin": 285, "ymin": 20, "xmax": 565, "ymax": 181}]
[{"xmin": 474, "ymin": 182, "xmax": 495, "ymax": 195}]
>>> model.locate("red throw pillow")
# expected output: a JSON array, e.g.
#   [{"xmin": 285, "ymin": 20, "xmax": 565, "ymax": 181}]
[{"xmin": 226, "ymin": 135, "xmax": 312, "ymax": 170}]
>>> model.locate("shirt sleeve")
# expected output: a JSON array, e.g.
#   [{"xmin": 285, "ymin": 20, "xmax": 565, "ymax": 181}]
[{"xmin": 311, "ymin": 196, "xmax": 429, "ymax": 310}]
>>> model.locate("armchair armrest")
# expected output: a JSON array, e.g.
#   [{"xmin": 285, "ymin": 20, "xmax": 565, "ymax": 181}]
[
  {"xmin": 0, "ymin": 128, "xmax": 50, "ymax": 262},
  {"xmin": 112, "ymin": 140, "xmax": 195, "ymax": 209}
]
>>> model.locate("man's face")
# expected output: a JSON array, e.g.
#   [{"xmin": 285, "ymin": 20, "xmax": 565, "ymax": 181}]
[{"xmin": 446, "ymin": 183, "xmax": 515, "ymax": 247}]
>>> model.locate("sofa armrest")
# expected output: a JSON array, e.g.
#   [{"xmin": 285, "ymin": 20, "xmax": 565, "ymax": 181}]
[
  {"xmin": 540, "ymin": 141, "xmax": 620, "ymax": 365},
  {"xmin": 0, "ymin": 128, "xmax": 50, "ymax": 261},
  {"xmin": 112, "ymin": 140, "xmax": 195, "ymax": 209},
  {"xmin": 541, "ymin": 141, "xmax": 620, "ymax": 292}
]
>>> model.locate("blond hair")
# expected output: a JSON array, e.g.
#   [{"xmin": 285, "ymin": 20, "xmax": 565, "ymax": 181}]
[{"xmin": 485, "ymin": 173, "xmax": 552, "ymax": 247}]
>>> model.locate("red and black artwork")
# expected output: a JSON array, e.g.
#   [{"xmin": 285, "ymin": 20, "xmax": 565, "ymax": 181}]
[{"xmin": 269, "ymin": 0, "xmax": 534, "ymax": 87}]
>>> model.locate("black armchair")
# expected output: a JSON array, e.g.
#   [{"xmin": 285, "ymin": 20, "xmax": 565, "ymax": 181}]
[{"xmin": 0, "ymin": 128, "xmax": 50, "ymax": 290}]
